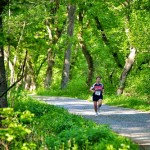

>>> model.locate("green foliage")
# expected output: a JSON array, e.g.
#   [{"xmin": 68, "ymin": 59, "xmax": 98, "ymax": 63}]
[
  {"xmin": 37, "ymin": 76, "xmax": 90, "ymax": 100},
  {"xmin": 2, "ymin": 0, "xmax": 149, "ymax": 114},
  {"xmin": 45, "ymin": 127, "xmax": 136, "ymax": 150},
  {"xmin": 1, "ymin": 0, "xmax": 149, "ymax": 147},
  {"xmin": 13, "ymin": 96, "xmax": 138, "ymax": 150},
  {"xmin": 0, "ymin": 108, "xmax": 36, "ymax": 150},
  {"xmin": 2, "ymin": 0, "xmax": 149, "ymax": 100},
  {"xmin": 36, "ymin": 71, "xmax": 150, "ymax": 111},
  {"xmin": 104, "ymin": 95, "xmax": 150, "ymax": 111},
  {"xmin": 127, "ymin": 65, "xmax": 150, "ymax": 96}
]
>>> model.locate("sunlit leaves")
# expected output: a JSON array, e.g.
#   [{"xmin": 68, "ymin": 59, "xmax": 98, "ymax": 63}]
[
  {"xmin": 0, "ymin": 108, "xmax": 36, "ymax": 149},
  {"xmin": 2, "ymin": 0, "xmax": 149, "ymax": 96}
]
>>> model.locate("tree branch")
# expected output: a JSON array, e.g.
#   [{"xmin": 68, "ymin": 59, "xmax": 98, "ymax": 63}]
[
  {"xmin": 0, "ymin": 50, "xmax": 28, "ymax": 98},
  {"xmin": 36, "ymin": 56, "xmax": 47, "ymax": 78},
  {"xmin": 93, "ymin": 16, "xmax": 123, "ymax": 68}
]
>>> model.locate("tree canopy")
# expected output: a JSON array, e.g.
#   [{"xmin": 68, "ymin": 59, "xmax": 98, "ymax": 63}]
[{"xmin": 0, "ymin": 0, "xmax": 149, "ymax": 107}]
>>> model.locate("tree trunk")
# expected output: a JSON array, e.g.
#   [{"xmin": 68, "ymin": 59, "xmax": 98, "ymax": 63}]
[
  {"xmin": 117, "ymin": 2, "xmax": 137, "ymax": 95},
  {"xmin": 117, "ymin": 47, "xmax": 136, "ymax": 95},
  {"xmin": 9, "ymin": 60, "xmax": 15, "ymax": 85},
  {"xmin": 44, "ymin": 1, "xmax": 64, "ymax": 88},
  {"xmin": 44, "ymin": 49, "xmax": 54, "ymax": 89},
  {"xmin": 0, "ymin": 0, "xmax": 8, "ymax": 108},
  {"xmin": 24, "ymin": 75, "xmax": 36, "ymax": 91},
  {"xmin": 4, "ymin": 50, "xmax": 15, "ymax": 86},
  {"xmin": 44, "ymin": 23, "xmax": 55, "ymax": 89},
  {"xmin": 11, "ymin": 21, "xmax": 26, "ymax": 85},
  {"xmin": 61, "ymin": 5, "xmax": 76, "ymax": 89},
  {"xmin": 94, "ymin": 16, "xmax": 123, "ymax": 69},
  {"xmin": 78, "ymin": 9, "xmax": 94, "ymax": 87},
  {"xmin": 25, "ymin": 57, "xmax": 36, "ymax": 91},
  {"xmin": 80, "ymin": 40, "xmax": 94, "ymax": 87},
  {"xmin": 0, "ymin": 47, "xmax": 8, "ymax": 107},
  {"xmin": 4, "ymin": 21, "xmax": 26, "ymax": 87}
]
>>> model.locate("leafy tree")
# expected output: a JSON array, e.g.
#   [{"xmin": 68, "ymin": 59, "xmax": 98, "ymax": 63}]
[
  {"xmin": 0, "ymin": 0, "xmax": 9, "ymax": 108},
  {"xmin": 0, "ymin": 0, "xmax": 149, "ymax": 101},
  {"xmin": 61, "ymin": 4, "xmax": 76, "ymax": 89}
]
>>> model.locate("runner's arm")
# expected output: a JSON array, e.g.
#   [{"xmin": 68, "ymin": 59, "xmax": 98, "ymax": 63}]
[
  {"xmin": 102, "ymin": 89, "xmax": 104, "ymax": 95},
  {"xmin": 102, "ymin": 85, "xmax": 104, "ymax": 94},
  {"xmin": 90, "ymin": 85, "xmax": 95, "ymax": 93}
]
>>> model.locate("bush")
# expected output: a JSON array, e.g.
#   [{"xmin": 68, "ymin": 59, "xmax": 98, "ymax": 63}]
[
  {"xmin": 45, "ymin": 126, "xmax": 137, "ymax": 150},
  {"xmin": 0, "ymin": 108, "xmax": 36, "ymax": 150}
]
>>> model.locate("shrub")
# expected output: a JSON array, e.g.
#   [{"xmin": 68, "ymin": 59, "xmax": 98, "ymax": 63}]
[{"xmin": 0, "ymin": 108, "xmax": 36, "ymax": 150}]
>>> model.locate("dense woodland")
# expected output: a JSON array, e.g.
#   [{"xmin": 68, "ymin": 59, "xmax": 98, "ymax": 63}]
[
  {"xmin": 0, "ymin": 0, "xmax": 150, "ymax": 108},
  {"xmin": 0, "ymin": 1, "xmax": 149, "ymax": 149}
]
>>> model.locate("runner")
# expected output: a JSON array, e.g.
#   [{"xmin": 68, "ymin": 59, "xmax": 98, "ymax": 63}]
[{"xmin": 90, "ymin": 76, "xmax": 104, "ymax": 116}]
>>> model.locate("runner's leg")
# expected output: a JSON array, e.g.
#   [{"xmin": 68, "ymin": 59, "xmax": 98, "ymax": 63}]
[
  {"xmin": 98, "ymin": 99, "xmax": 102, "ymax": 107},
  {"xmin": 94, "ymin": 101, "xmax": 98, "ymax": 113},
  {"xmin": 98, "ymin": 99, "xmax": 102, "ymax": 112}
]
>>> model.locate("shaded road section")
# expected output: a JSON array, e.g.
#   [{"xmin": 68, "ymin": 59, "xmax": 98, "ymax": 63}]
[{"xmin": 33, "ymin": 96, "xmax": 150, "ymax": 150}]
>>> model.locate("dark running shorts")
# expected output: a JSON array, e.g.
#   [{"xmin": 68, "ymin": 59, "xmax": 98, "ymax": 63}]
[{"xmin": 92, "ymin": 94, "xmax": 103, "ymax": 101}]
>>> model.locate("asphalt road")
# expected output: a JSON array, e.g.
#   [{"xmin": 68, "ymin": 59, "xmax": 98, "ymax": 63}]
[{"xmin": 33, "ymin": 96, "xmax": 150, "ymax": 150}]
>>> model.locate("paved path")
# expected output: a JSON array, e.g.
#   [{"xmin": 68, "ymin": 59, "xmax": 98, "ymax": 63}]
[{"xmin": 33, "ymin": 96, "xmax": 150, "ymax": 150}]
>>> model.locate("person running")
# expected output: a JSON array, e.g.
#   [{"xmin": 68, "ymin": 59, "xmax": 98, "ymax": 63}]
[{"xmin": 90, "ymin": 76, "xmax": 104, "ymax": 116}]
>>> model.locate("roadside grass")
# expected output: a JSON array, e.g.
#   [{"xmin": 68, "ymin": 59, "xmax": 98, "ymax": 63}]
[
  {"xmin": 104, "ymin": 95, "xmax": 150, "ymax": 111},
  {"xmin": 37, "ymin": 87, "xmax": 90, "ymax": 100},
  {"xmin": 11, "ymin": 96, "xmax": 138, "ymax": 150},
  {"xmin": 36, "ymin": 79, "xmax": 90, "ymax": 100}
]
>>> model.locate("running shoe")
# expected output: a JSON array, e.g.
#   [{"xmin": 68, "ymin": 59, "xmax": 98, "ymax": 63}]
[{"xmin": 95, "ymin": 112, "xmax": 98, "ymax": 116}]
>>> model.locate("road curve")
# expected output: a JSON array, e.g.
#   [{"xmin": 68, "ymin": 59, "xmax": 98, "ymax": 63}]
[{"xmin": 33, "ymin": 96, "xmax": 150, "ymax": 150}]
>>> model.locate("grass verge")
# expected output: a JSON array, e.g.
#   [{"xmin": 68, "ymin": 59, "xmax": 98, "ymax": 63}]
[{"xmin": 104, "ymin": 95, "xmax": 150, "ymax": 111}]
